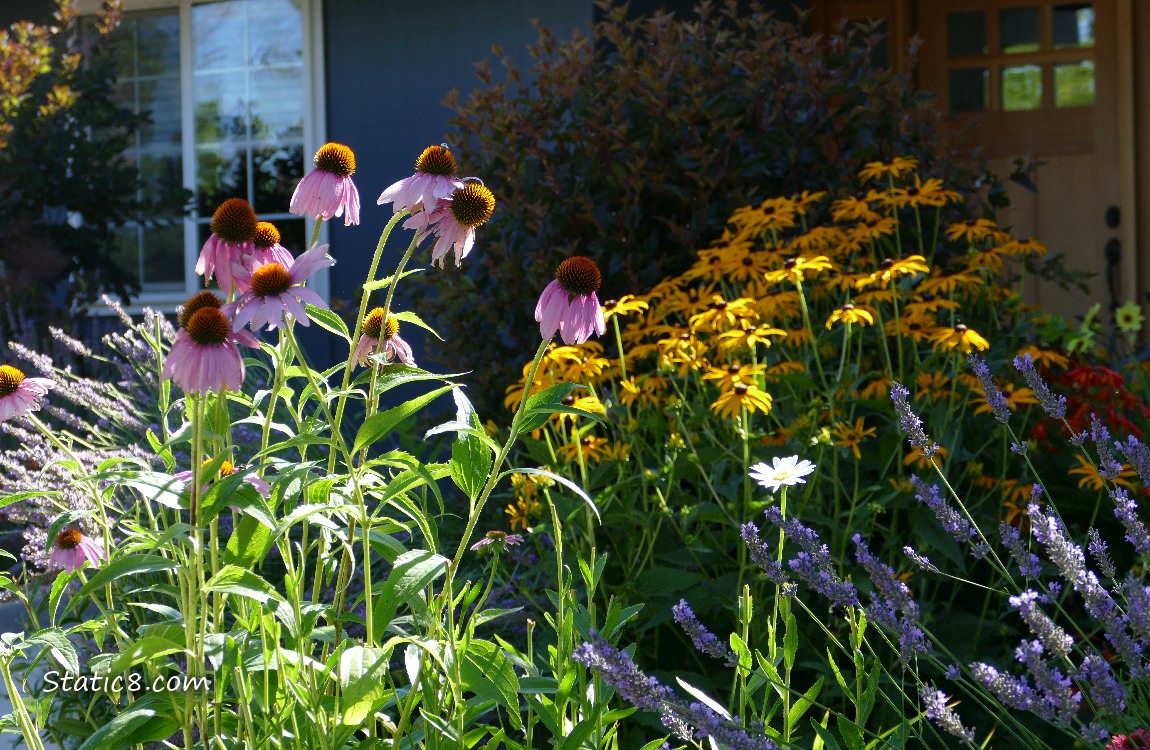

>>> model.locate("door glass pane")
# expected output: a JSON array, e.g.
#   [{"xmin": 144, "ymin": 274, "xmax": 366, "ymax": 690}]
[
  {"xmin": 949, "ymin": 68, "xmax": 988, "ymax": 113},
  {"xmin": 947, "ymin": 11, "xmax": 986, "ymax": 57},
  {"xmin": 1000, "ymin": 7, "xmax": 1040, "ymax": 54},
  {"xmin": 1053, "ymin": 4, "xmax": 1094, "ymax": 48},
  {"xmin": 1054, "ymin": 60, "xmax": 1095, "ymax": 107},
  {"xmin": 1003, "ymin": 65, "xmax": 1042, "ymax": 110}
]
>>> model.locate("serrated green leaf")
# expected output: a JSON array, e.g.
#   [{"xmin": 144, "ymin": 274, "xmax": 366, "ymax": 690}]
[
  {"xmin": 460, "ymin": 640, "xmax": 522, "ymax": 731},
  {"xmin": 205, "ymin": 565, "xmax": 284, "ymax": 605},
  {"xmin": 339, "ymin": 646, "xmax": 392, "ymax": 725},
  {"xmin": 353, "ymin": 384, "xmax": 454, "ymax": 454},
  {"xmin": 306, "ymin": 304, "xmax": 351, "ymax": 342},
  {"xmin": 370, "ymin": 550, "xmax": 447, "ymax": 642}
]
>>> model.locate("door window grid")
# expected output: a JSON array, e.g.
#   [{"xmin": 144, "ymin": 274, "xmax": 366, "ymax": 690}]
[{"xmin": 944, "ymin": 3, "xmax": 1094, "ymax": 114}]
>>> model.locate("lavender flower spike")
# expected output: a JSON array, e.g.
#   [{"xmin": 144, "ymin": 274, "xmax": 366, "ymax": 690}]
[
  {"xmin": 968, "ymin": 354, "xmax": 1010, "ymax": 424},
  {"xmin": 1112, "ymin": 487, "xmax": 1150, "ymax": 555},
  {"xmin": 891, "ymin": 382, "xmax": 939, "ymax": 457},
  {"xmin": 673, "ymin": 600, "xmax": 737, "ymax": 666},
  {"xmin": 920, "ymin": 684, "xmax": 975, "ymax": 744},
  {"xmin": 1012, "ymin": 353, "xmax": 1067, "ymax": 419}
]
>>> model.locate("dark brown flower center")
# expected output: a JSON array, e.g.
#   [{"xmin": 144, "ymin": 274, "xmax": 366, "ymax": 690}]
[
  {"xmin": 735, "ymin": 384, "xmax": 749, "ymax": 395},
  {"xmin": 880, "ymin": 257, "xmax": 894, "ymax": 269},
  {"xmin": 185, "ymin": 308, "xmax": 231, "ymax": 346},
  {"xmin": 314, "ymin": 142, "xmax": 356, "ymax": 177},
  {"xmin": 727, "ymin": 364, "xmax": 740, "ymax": 374},
  {"xmin": 561, "ymin": 394, "xmax": 576, "ymax": 406},
  {"xmin": 56, "ymin": 528, "xmax": 82, "ymax": 549},
  {"xmin": 415, "ymin": 145, "xmax": 457, "ymax": 176},
  {"xmin": 841, "ymin": 303, "xmax": 855, "ymax": 311},
  {"xmin": 253, "ymin": 221, "xmax": 281, "ymax": 249},
  {"xmin": 178, "ymin": 291, "xmax": 223, "ymax": 329},
  {"xmin": 210, "ymin": 198, "xmax": 258, "ymax": 244},
  {"xmin": 449, "ymin": 183, "xmax": 496, "ymax": 228},
  {"xmin": 784, "ymin": 258, "xmax": 797, "ymax": 270},
  {"xmin": 604, "ymin": 299, "xmax": 618, "ymax": 309},
  {"xmin": 742, "ymin": 256, "xmax": 754, "ymax": 266},
  {"xmin": 555, "ymin": 256, "xmax": 602, "ymax": 297},
  {"xmin": 955, "ymin": 323, "xmax": 969, "ymax": 333},
  {"xmin": 710, "ymin": 299, "xmax": 728, "ymax": 310},
  {"xmin": 250, "ymin": 263, "xmax": 293, "ymax": 298},
  {"xmin": 0, "ymin": 365, "xmax": 25, "ymax": 397}
]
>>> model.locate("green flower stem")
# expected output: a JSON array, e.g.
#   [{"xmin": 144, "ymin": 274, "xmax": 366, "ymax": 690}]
[
  {"xmin": 0, "ymin": 656, "xmax": 46, "ymax": 750},
  {"xmin": 28, "ymin": 414, "xmax": 112, "ymax": 561},
  {"xmin": 260, "ymin": 331, "xmax": 289, "ymax": 458},
  {"xmin": 446, "ymin": 338, "xmax": 553, "ymax": 585},
  {"xmin": 611, "ymin": 314, "xmax": 628, "ymax": 383},
  {"xmin": 328, "ymin": 209, "xmax": 409, "ymax": 473},
  {"xmin": 365, "ymin": 231, "xmax": 422, "ymax": 421},
  {"xmin": 309, "ymin": 216, "xmax": 324, "ymax": 250},
  {"xmin": 794, "ymin": 281, "xmax": 827, "ymax": 390}
]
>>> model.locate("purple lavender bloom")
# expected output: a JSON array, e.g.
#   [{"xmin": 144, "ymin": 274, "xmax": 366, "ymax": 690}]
[
  {"xmin": 1091, "ymin": 415, "xmax": 1125, "ymax": 481},
  {"xmin": 890, "ymin": 382, "xmax": 939, "ymax": 457},
  {"xmin": 971, "ymin": 663, "xmax": 1038, "ymax": 713},
  {"xmin": 1077, "ymin": 654, "xmax": 1126, "ymax": 716},
  {"xmin": 1088, "ymin": 528, "xmax": 1118, "ymax": 579},
  {"xmin": 1118, "ymin": 435, "xmax": 1150, "ymax": 488},
  {"xmin": 1008, "ymin": 591, "xmax": 1073, "ymax": 659},
  {"xmin": 673, "ymin": 600, "xmax": 737, "ymax": 666},
  {"xmin": 999, "ymin": 523, "xmax": 1043, "ymax": 579},
  {"xmin": 1013, "ymin": 639, "xmax": 1080, "ymax": 724},
  {"xmin": 920, "ymin": 684, "xmax": 975, "ymax": 744},
  {"xmin": 911, "ymin": 476, "xmax": 979, "ymax": 550},
  {"xmin": 1112, "ymin": 487, "xmax": 1150, "ymax": 554},
  {"xmin": 903, "ymin": 546, "xmax": 940, "ymax": 573},
  {"xmin": 741, "ymin": 522, "xmax": 798, "ymax": 596},
  {"xmin": 854, "ymin": 535, "xmax": 930, "ymax": 665},
  {"xmin": 968, "ymin": 354, "xmax": 1010, "ymax": 424},
  {"xmin": 762, "ymin": 507, "xmax": 857, "ymax": 606},
  {"xmin": 1012, "ymin": 353, "xmax": 1067, "ymax": 419},
  {"xmin": 1123, "ymin": 575, "xmax": 1150, "ymax": 646},
  {"xmin": 573, "ymin": 633, "xmax": 674, "ymax": 713}
]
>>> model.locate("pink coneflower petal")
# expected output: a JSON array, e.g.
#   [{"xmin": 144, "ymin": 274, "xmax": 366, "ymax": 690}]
[
  {"xmin": 49, "ymin": 529, "xmax": 106, "ymax": 571},
  {"xmin": 291, "ymin": 144, "xmax": 361, "ymax": 226},
  {"xmin": 0, "ymin": 365, "xmax": 54, "ymax": 423},
  {"xmin": 535, "ymin": 258, "xmax": 605, "ymax": 345},
  {"xmin": 162, "ymin": 295, "xmax": 257, "ymax": 394},
  {"xmin": 378, "ymin": 145, "xmax": 463, "ymax": 214}
]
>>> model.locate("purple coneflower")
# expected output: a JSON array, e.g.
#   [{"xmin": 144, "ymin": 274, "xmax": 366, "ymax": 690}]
[
  {"xmin": 175, "ymin": 457, "xmax": 270, "ymax": 513},
  {"xmin": 162, "ymin": 291, "xmax": 259, "ymax": 393},
  {"xmin": 352, "ymin": 307, "xmax": 415, "ymax": 367},
  {"xmin": 470, "ymin": 530, "xmax": 524, "ymax": 552},
  {"xmin": 230, "ymin": 244, "xmax": 334, "ymax": 332},
  {"xmin": 536, "ymin": 256, "xmax": 607, "ymax": 345},
  {"xmin": 49, "ymin": 528, "xmax": 106, "ymax": 571},
  {"xmin": 290, "ymin": 142, "xmax": 360, "ymax": 226},
  {"xmin": 195, "ymin": 198, "xmax": 258, "ymax": 296},
  {"xmin": 377, "ymin": 144, "xmax": 463, "ymax": 214},
  {"xmin": 404, "ymin": 180, "xmax": 496, "ymax": 267},
  {"xmin": 0, "ymin": 364, "xmax": 54, "ymax": 422}
]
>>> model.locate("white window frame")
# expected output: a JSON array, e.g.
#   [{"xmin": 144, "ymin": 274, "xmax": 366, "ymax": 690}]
[{"xmin": 79, "ymin": 0, "xmax": 328, "ymax": 315}]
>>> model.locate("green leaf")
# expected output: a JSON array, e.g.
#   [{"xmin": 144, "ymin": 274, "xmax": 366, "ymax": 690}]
[
  {"xmin": 205, "ymin": 565, "xmax": 284, "ymax": 606},
  {"xmin": 339, "ymin": 646, "xmax": 392, "ymax": 725},
  {"xmin": 392, "ymin": 310, "xmax": 443, "ymax": 341},
  {"xmin": 784, "ymin": 609, "xmax": 798, "ymax": 672},
  {"xmin": 68, "ymin": 555, "xmax": 178, "ymax": 614},
  {"xmin": 27, "ymin": 628, "xmax": 78, "ymax": 675},
  {"xmin": 353, "ymin": 384, "xmax": 455, "ymax": 454},
  {"xmin": 76, "ymin": 699, "xmax": 178, "ymax": 749},
  {"xmin": 370, "ymin": 550, "xmax": 448, "ymax": 642},
  {"xmin": 811, "ymin": 716, "xmax": 843, "ymax": 750},
  {"xmin": 0, "ymin": 489, "xmax": 62, "ymax": 512},
  {"xmin": 519, "ymin": 382, "xmax": 585, "ymax": 433},
  {"xmin": 107, "ymin": 636, "xmax": 185, "ymax": 677},
  {"xmin": 450, "ymin": 426, "xmax": 493, "ymax": 502},
  {"xmin": 503, "ymin": 467, "xmax": 599, "ymax": 522},
  {"xmin": 730, "ymin": 632, "xmax": 753, "ymax": 673},
  {"xmin": 306, "ymin": 304, "xmax": 351, "ymax": 342},
  {"xmin": 460, "ymin": 640, "xmax": 522, "ymax": 731},
  {"xmin": 837, "ymin": 716, "xmax": 865, "ymax": 750},
  {"xmin": 224, "ymin": 514, "xmax": 275, "ymax": 569},
  {"xmin": 787, "ymin": 676, "xmax": 824, "ymax": 734},
  {"xmin": 827, "ymin": 648, "xmax": 852, "ymax": 699}
]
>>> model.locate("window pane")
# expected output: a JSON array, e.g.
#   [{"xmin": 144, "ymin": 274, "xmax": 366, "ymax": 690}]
[
  {"xmin": 137, "ymin": 79, "xmax": 182, "ymax": 148},
  {"xmin": 949, "ymin": 68, "xmax": 988, "ymax": 113},
  {"xmin": 192, "ymin": 0, "xmax": 305, "ymax": 219},
  {"xmin": 196, "ymin": 147, "xmax": 249, "ymax": 214},
  {"xmin": 1053, "ymin": 4, "xmax": 1094, "ymax": 49},
  {"xmin": 253, "ymin": 145, "xmax": 304, "ymax": 213},
  {"xmin": 141, "ymin": 223, "xmax": 186, "ymax": 287},
  {"xmin": 1054, "ymin": 60, "xmax": 1095, "ymax": 107},
  {"xmin": 947, "ymin": 11, "xmax": 986, "ymax": 57},
  {"xmin": 1000, "ymin": 7, "xmax": 1040, "ymax": 54},
  {"xmin": 276, "ymin": 218, "xmax": 306, "ymax": 256},
  {"xmin": 1003, "ymin": 64, "xmax": 1042, "ymax": 111}
]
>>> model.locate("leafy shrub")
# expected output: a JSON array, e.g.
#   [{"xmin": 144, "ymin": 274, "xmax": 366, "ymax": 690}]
[{"xmin": 432, "ymin": 0, "xmax": 986, "ymax": 417}]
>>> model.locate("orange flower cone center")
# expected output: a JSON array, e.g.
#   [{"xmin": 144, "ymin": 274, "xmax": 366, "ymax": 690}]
[
  {"xmin": 250, "ymin": 263, "xmax": 293, "ymax": 297},
  {"xmin": 0, "ymin": 365, "xmax": 25, "ymax": 397},
  {"xmin": 555, "ymin": 256, "xmax": 602, "ymax": 297}
]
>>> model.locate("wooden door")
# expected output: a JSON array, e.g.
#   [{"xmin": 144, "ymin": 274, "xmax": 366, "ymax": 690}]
[{"xmin": 916, "ymin": 0, "xmax": 1137, "ymax": 323}]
